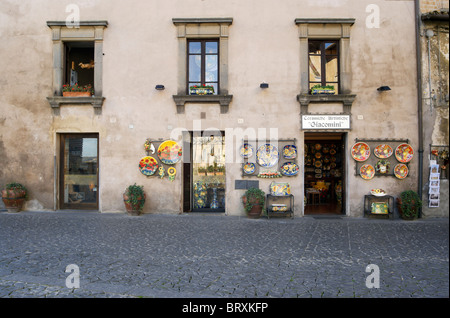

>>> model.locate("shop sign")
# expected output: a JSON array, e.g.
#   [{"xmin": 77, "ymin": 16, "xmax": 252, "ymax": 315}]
[{"xmin": 302, "ymin": 115, "xmax": 350, "ymax": 130}]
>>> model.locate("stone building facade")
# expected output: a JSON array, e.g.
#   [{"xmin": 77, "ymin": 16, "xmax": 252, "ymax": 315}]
[{"xmin": 0, "ymin": 0, "xmax": 447, "ymax": 218}]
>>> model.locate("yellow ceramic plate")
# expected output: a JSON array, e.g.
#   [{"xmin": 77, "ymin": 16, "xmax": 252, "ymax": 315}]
[
  {"xmin": 394, "ymin": 163, "xmax": 408, "ymax": 179},
  {"xmin": 351, "ymin": 142, "xmax": 371, "ymax": 162},
  {"xmin": 157, "ymin": 140, "xmax": 182, "ymax": 165},
  {"xmin": 360, "ymin": 164, "xmax": 375, "ymax": 180}
]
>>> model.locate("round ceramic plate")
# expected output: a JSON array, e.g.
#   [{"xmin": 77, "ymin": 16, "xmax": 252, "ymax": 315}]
[
  {"xmin": 374, "ymin": 144, "xmax": 393, "ymax": 159},
  {"xmin": 360, "ymin": 164, "xmax": 375, "ymax": 180},
  {"xmin": 394, "ymin": 163, "xmax": 409, "ymax": 179},
  {"xmin": 283, "ymin": 145, "xmax": 297, "ymax": 159},
  {"xmin": 240, "ymin": 143, "xmax": 253, "ymax": 158},
  {"xmin": 256, "ymin": 144, "xmax": 279, "ymax": 167},
  {"xmin": 395, "ymin": 144, "xmax": 414, "ymax": 163},
  {"xmin": 351, "ymin": 142, "xmax": 371, "ymax": 162},
  {"xmin": 139, "ymin": 156, "xmax": 159, "ymax": 176},
  {"xmin": 280, "ymin": 162, "xmax": 299, "ymax": 176},
  {"xmin": 243, "ymin": 162, "xmax": 256, "ymax": 174},
  {"xmin": 157, "ymin": 140, "xmax": 182, "ymax": 165}
]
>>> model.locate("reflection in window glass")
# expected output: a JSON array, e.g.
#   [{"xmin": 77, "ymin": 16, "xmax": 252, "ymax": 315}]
[
  {"xmin": 187, "ymin": 40, "xmax": 219, "ymax": 95},
  {"xmin": 192, "ymin": 134, "xmax": 225, "ymax": 211}
]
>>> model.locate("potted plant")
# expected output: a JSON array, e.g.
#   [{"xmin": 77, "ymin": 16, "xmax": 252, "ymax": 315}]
[
  {"xmin": 123, "ymin": 184, "xmax": 146, "ymax": 216},
  {"xmin": 396, "ymin": 190, "xmax": 422, "ymax": 220},
  {"xmin": 1, "ymin": 182, "xmax": 28, "ymax": 213},
  {"xmin": 310, "ymin": 84, "xmax": 335, "ymax": 95},
  {"xmin": 189, "ymin": 84, "xmax": 215, "ymax": 95},
  {"xmin": 242, "ymin": 187, "xmax": 265, "ymax": 219},
  {"xmin": 62, "ymin": 83, "xmax": 94, "ymax": 97}
]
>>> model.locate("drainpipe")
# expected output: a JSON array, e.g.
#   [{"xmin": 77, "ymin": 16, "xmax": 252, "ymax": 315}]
[{"xmin": 414, "ymin": 0, "xmax": 424, "ymax": 217}]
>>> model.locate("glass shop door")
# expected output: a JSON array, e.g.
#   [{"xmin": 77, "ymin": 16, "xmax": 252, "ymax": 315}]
[
  {"xmin": 191, "ymin": 132, "xmax": 226, "ymax": 212},
  {"xmin": 60, "ymin": 133, "xmax": 99, "ymax": 210}
]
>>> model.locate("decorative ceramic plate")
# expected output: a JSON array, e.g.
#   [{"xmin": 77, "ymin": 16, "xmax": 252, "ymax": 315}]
[
  {"xmin": 374, "ymin": 144, "xmax": 393, "ymax": 159},
  {"xmin": 351, "ymin": 142, "xmax": 371, "ymax": 162},
  {"xmin": 394, "ymin": 163, "xmax": 409, "ymax": 179},
  {"xmin": 270, "ymin": 182, "xmax": 291, "ymax": 196},
  {"xmin": 314, "ymin": 143, "xmax": 322, "ymax": 151},
  {"xmin": 371, "ymin": 189, "xmax": 386, "ymax": 196},
  {"xmin": 315, "ymin": 152, "xmax": 322, "ymax": 159},
  {"xmin": 243, "ymin": 162, "xmax": 256, "ymax": 174},
  {"xmin": 360, "ymin": 164, "xmax": 375, "ymax": 180},
  {"xmin": 330, "ymin": 149, "xmax": 336, "ymax": 155},
  {"xmin": 283, "ymin": 145, "xmax": 297, "ymax": 159},
  {"xmin": 256, "ymin": 144, "xmax": 279, "ymax": 167},
  {"xmin": 314, "ymin": 160, "xmax": 322, "ymax": 168},
  {"xmin": 280, "ymin": 162, "xmax": 299, "ymax": 176},
  {"xmin": 395, "ymin": 144, "xmax": 414, "ymax": 163},
  {"xmin": 157, "ymin": 140, "xmax": 182, "ymax": 165},
  {"xmin": 371, "ymin": 202, "xmax": 388, "ymax": 214},
  {"xmin": 139, "ymin": 156, "xmax": 159, "ymax": 176},
  {"xmin": 240, "ymin": 143, "xmax": 254, "ymax": 158}
]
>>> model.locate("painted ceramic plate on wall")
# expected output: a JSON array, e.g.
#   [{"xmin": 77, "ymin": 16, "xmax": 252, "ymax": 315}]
[
  {"xmin": 157, "ymin": 140, "xmax": 182, "ymax": 165},
  {"xmin": 283, "ymin": 145, "xmax": 297, "ymax": 159},
  {"xmin": 394, "ymin": 163, "xmax": 409, "ymax": 179},
  {"xmin": 256, "ymin": 144, "xmax": 279, "ymax": 167},
  {"xmin": 351, "ymin": 142, "xmax": 371, "ymax": 162},
  {"xmin": 374, "ymin": 144, "xmax": 393, "ymax": 159},
  {"xmin": 240, "ymin": 143, "xmax": 254, "ymax": 158},
  {"xmin": 243, "ymin": 162, "xmax": 256, "ymax": 174},
  {"xmin": 280, "ymin": 162, "xmax": 299, "ymax": 176},
  {"xmin": 360, "ymin": 164, "xmax": 375, "ymax": 180},
  {"xmin": 395, "ymin": 144, "xmax": 414, "ymax": 163},
  {"xmin": 139, "ymin": 156, "xmax": 159, "ymax": 176}
]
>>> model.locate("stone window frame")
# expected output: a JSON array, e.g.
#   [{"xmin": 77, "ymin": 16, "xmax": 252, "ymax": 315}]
[
  {"xmin": 172, "ymin": 18, "xmax": 233, "ymax": 114},
  {"xmin": 46, "ymin": 21, "xmax": 107, "ymax": 114},
  {"xmin": 295, "ymin": 18, "xmax": 356, "ymax": 115}
]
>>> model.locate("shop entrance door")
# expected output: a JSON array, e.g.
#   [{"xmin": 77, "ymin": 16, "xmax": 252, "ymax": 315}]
[
  {"xmin": 304, "ymin": 132, "xmax": 345, "ymax": 215},
  {"xmin": 183, "ymin": 131, "xmax": 226, "ymax": 212},
  {"xmin": 59, "ymin": 133, "xmax": 99, "ymax": 210}
]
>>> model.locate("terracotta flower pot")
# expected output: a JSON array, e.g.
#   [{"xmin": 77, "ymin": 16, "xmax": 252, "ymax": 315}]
[
  {"xmin": 2, "ymin": 189, "xmax": 26, "ymax": 213},
  {"xmin": 63, "ymin": 91, "xmax": 92, "ymax": 97},
  {"xmin": 123, "ymin": 192, "xmax": 146, "ymax": 216}
]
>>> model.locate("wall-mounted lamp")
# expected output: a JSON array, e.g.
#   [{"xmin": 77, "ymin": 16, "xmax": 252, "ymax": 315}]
[
  {"xmin": 260, "ymin": 83, "xmax": 269, "ymax": 89},
  {"xmin": 377, "ymin": 86, "xmax": 391, "ymax": 91},
  {"xmin": 155, "ymin": 85, "xmax": 165, "ymax": 90}
]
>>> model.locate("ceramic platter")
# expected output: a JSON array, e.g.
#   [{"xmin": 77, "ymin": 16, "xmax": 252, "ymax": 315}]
[
  {"xmin": 157, "ymin": 140, "xmax": 182, "ymax": 165},
  {"xmin": 243, "ymin": 162, "xmax": 256, "ymax": 174},
  {"xmin": 139, "ymin": 156, "xmax": 159, "ymax": 176},
  {"xmin": 360, "ymin": 164, "xmax": 375, "ymax": 180},
  {"xmin": 280, "ymin": 162, "xmax": 299, "ymax": 176},
  {"xmin": 394, "ymin": 163, "xmax": 409, "ymax": 179},
  {"xmin": 240, "ymin": 143, "xmax": 253, "ymax": 158},
  {"xmin": 395, "ymin": 143, "xmax": 414, "ymax": 163},
  {"xmin": 351, "ymin": 142, "xmax": 371, "ymax": 162},
  {"xmin": 374, "ymin": 144, "xmax": 393, "ymax": 159},
  {"xmin": 282, "ymin": 145, "xmax": 297, "ymax": 159},
  {"xmin": 256, "ymin": 144, "xmax": 279, "ymax": 167}
]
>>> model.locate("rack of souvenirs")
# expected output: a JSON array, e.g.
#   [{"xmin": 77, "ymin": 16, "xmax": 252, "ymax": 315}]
[
  {"xmin": 352, "ymin": 139, "xmax": 413, "ymax": 180},
  {"xmin": 240, "ymin": 139, "xmax": 299, "ymax": 178}
]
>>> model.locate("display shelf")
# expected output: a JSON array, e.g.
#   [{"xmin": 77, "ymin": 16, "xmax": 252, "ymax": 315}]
[
  {"xmin": 364, "ymin": 194, "xmax": 394, "ymax": 219},
  {"xmin": 265, "ymin": 194, "xmax": 294, "ymax": 219}
]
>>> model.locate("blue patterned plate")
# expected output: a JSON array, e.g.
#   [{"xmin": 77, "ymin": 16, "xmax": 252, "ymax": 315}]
[{"xmin": 280, "ymin": 162, "xmax": 299, "ymax": 176}]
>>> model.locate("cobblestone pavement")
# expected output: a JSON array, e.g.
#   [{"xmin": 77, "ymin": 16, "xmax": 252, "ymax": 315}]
[{"xmin": 0, "ymin": 211, "xmax": 448, "ymax": 299}]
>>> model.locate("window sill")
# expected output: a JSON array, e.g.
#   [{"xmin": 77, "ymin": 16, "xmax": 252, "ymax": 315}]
[
  {"xmin": 297, "ymin": 93, "xmax": 356, "ymax": 114},
  {"xmin": 47, "ymin": 96, "xmax": 105, "ymax": 115},
  {"xmin": 173, "ymin": 94, "xmax": 233, "ymax": 114}
]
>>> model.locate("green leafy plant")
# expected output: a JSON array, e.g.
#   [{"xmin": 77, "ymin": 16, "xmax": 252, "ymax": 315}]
[
  {"xmin": 311, "ymin": 84, "xmax": 335, "ymax": 90},
  {"xmin": 62, "ymin": 83, "xmax": 94, "ymax": 93},
  {"xmin": 243, "ymin": 187, "xmax": 265, "ymax": 213},
  {"xmin": 5, "ymin": 182, "xmax": 28, "ymax": 199},
  {"xmin": 124, "ymin": 183, "xmax": 145, "ymax": 212},
  {"xmin": 397, "ymin": 190, "xmax": 422, "ymax": 219}
]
